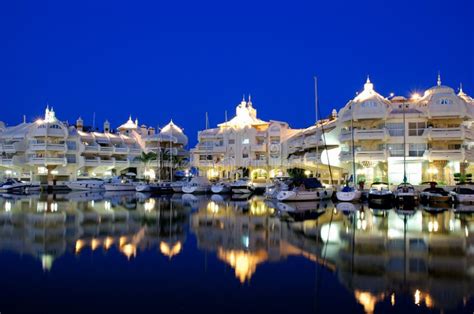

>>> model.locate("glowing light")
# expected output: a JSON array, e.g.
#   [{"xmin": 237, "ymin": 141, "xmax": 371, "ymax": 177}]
[
  {"xmin": 144, "ymin": 198, "xmax": 155, "ymax": 212},
  {"xmin": 465, "ymin": 226, "xmax": 469, "ymax": 237},
  {"xmin": 104, "ymin": 237, "xmax": 114, "ymax": 250},
  {"xmin": 217, "ymin": 249, "xmax": 267, "ymax": 284},
  {"xmin": 75, "ymin": 240, "xmax": 85, "ymax": 254},
  {"xmin": 304, "ymin": 170, "xmax": 311, "ymax": 176},
  {"xmin": 91, "ymin": 238, "xmax": 100, "ymax": 250},
  {"xmin": 427, "ymin": 167, "xmax": 438, "ymax": 175},
  {"xmin": 391, "ymin": 293, "xmax": 395, "ymax": 306},
  {"xmin": 4, "ymin": 201, "xmax": 11, "ymax": 212},
  {"xmin": 207, "ymin": 201, "xmax": 219, "ymax": 214},
  {"xmin": 38, "ymin": 166, "xmax": 48, "ymax": 175},
  {"xmin": 121, "ymin": 243, "xmax": 137, "ymax": 259},
  {"xmin": 160, "ymin": 242, "xmax": 182, "ymax": 258},
  {"xmin": 41, "ymin": 254, "xmax": 54, "ymax": 272},
  {"xmin": 51, "ymin": 170, "xmax": 58, "ymax": 175},
  {"xmin": 50, "ymin": 202, "xmax": 58, "ymax": 212},
  {"xmin": 104, "ymin": 200, "xmax": 111, "ymax": 211},
  {"xmin": 414, "ymin": 289, "xmax": 421, "ymax": 306},
  {"xmin": 411, "ymin": 93, "xmax": 421, "ymax": 100},
  {"xmin": 320, "ymin": 224, "xmax": 340, "ymax": 243}
]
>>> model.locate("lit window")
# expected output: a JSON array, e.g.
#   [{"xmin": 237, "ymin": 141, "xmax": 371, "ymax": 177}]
[{"xmin": 242, "ymin": 138, "xmax": 250, "ymax": 144}]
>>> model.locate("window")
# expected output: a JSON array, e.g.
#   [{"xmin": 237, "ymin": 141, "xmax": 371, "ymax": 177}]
[
  {"xmin": 66, "ymin": 154, "xmax": 76, "ymax": 163},
  {"xmin": 386, "ymin": 123, "xmax": 404, "ymax": 136},
  {"xmin": 67, "ymin": 141, "xmax": 76, "ymax": 150},
  {"xmin": 409, "ymin": 143, "xmax": 426, "ymax": 157},
  {"xmin": 242, "ymin": 138, "xmax": 250, "ymax": 145},
  {"xmin": 448, "ymin": 144, "xmax": 461, "ymax": 150},
  {"xmin": 242, "ymin": 153, "xmax": 249, "ymax": 158},
  {"xmin": 408, "ymin": 122, "xmax": 426, "ymax": 136},
  {"xmin": 228, "ymin": 139, "xmax": 235, "ymax": 145},
  {"xmin": 439, "ymin": 98, "xmax": 451, "ymax": 105},
  {"xmin": 388, "ymin": 144, "xmax": 404, "ymax": 156}
]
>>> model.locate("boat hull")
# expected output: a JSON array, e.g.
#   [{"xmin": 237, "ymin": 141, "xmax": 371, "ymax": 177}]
[
  {"xmin": 277, "ymin": 189, "xmax": 333, "ymax": 202},
  {"xmin": 211, "ymin": 184, "xmax": 231, "ymax": 194},
  {"xmin": 66, "ymin": 181, "xmax": 104, "ymax": 191},
  {"xmin": 336, "ymin": 190, "xmax": 362, "ymax": 202},
  {"xmin": 104, "ymin": 184, "xmax": 137, "ymax": 191}
]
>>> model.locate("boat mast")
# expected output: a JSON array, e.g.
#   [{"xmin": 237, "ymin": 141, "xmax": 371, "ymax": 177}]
[
  {"xmin": 157, "ymin": 124, "xmax": 161, "ymax": 182},
  {"xmin": 403, "ymin": 102, "xmax": 407, "ymax": 184},
  {"xmin": 314, "ymin": 76, "xmax": 319, "ymax": 178},
  {"xmin": 351, "ymin": 104, "xmax": 357, "ymax": 186},
  {"xmin": 169, "ymin": 122, "xmax": 173, "ymax": 182}
]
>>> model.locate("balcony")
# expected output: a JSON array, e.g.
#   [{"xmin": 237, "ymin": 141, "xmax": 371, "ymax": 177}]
[
  {"xmin": 423, "ymin": 127, "xmax": 468, "ymax": 140},
  {"xmin": 339, "ymin": 129, "xmax": 387, "ymax": 142},
  {"xmin": 29, "ymin": 157, "xmax": 67, "ymax": 165},
  {"xmin": 355, "ymin": 150, "xmax": 387, "ymax": 162},
  {"xmin": 289, "ymin": 138, "xmax": 304, "ymax": 149},
  {"xmin": 288, "ymin": 155, "xmax": 304, "ymax": 166},
  {"xmin": 84, "ymin": 145, "xmax": 100, "ymax": 152},
  {"xmin": 423, "ymin": 149, "xmax": 465, "ymax": 161},
  {"xmin": 0, "ymin": 158, "xmax": 13, "ymax": 166},
  {"xmin": 129, "ymin": 148, "xmax": 141, "ymax": 155},
  {"xmin": 303, "ymin": 135, "xmax": 321, "ymax": 148},
  {"xmin": 304, "ymin": 152, "xmax": 320, "ymax": 164},
  {"xmin": 114, "ymin": 147, "xmax": 129, "ymax": 154},
  {"xmin": 114, "ymin": 159, "xmax": 129, "ymax": 166},
  {"xmin": 30, "ymin": 143, "xmax": 67, "ymax": 151},
  {"xmin": 99, "ymin": 146, "xmax": 114, "ymax": 154}
]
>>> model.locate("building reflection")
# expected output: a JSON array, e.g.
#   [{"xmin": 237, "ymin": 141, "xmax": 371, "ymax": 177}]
[
  {"xmin": 0, "ymin": 192, "xmax": 190, "ymax": 270},
  {"xmin": 0, "ymin": 193, "xmax": 472, "ymax": 312}
]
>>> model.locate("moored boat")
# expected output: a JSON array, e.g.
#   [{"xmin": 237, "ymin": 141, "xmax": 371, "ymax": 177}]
[
  {"xmin": 420, "ymin": 182, "xmax": 452, "ymax": 204},
  {"xmin": 276, "ymin": 178, "xmax": 333, "ymax": 202},
  {"xmin": 394, "ymin": 182, "xmax": 418, "ymax": 205},
  {"xmin": 336, "ymin": 185, "xmax": 362, "ymax": 202},
  {"xmin": 182, "ymin": 176, "xmax": 211, "ymax": 194},
  {"xmin": 66, "ymin": 179, "xmax": 105, "ymax": 191},
  {"xmin": 450, "ymin": 185, "xmax": 474, "ymax": 204},
  {"xmin": 104, "ymin": 177, "xmax": 138, "ymax": 192},
  {"xmin": 230, "ymin": 178, "xmax": 253, "ymax": 194},
  {"xmin": 211, "ymin": 181, "xmax": 231, "ymax": 194},
  {"xmin": 368, "ymin": 182, "xmax": 394, "ymax": 205}
]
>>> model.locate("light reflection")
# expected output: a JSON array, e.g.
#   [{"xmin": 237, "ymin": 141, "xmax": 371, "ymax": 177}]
[{"xmin": 160, "ymin": 242, "xmax": 182, "ymax": 258}]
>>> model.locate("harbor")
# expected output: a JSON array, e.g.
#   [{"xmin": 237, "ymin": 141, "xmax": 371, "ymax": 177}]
[{"xmin": 0, "ymin": 191, "xmax": 472, "ymax": 313}]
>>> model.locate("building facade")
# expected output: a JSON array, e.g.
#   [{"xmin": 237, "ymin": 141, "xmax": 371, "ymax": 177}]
[
  {"xmin": 0, "ymin": 107, "xmax": 188, "ymax": 183},
  {"xmin": 191, "ymin": 96, "xmax": 301, "ymax": 180}
]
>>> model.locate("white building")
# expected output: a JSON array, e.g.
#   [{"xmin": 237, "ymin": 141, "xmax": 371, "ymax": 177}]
[
  {"xmin": 191, "ymin": 96, "xmax": 301, "ymax": 180},
  {"xmin": 0, "ymin": 107, "xmax": 189, "ymax": 183}
]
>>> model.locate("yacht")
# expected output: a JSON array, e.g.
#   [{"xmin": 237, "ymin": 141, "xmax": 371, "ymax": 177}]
[
  {"xmin": 66, "ymin": 179, "xmax": 105, "ymax": 191},
  {"xmin": 394, "ymin": 182, "xmax": 418, "ymax": 205},
  {"xmin": 104, "ymin": 177, "xmax": 138, "ymax": 191},
  {"xmin": 336, "ymin": 185, "xmax": 362, "ymax": 202},
  {"xmin": 171, "ymin": 178, "xmax": 190, "ymax": 193},
  {"xmin": 276, "ymin": 178, "xmax": 333, "ymax": 202},
  {"xmin": 135, "ymin": 182, "xmax": 174, "ymax": 194},
  {"xmin": 0, "ymin": 179, "xmax": 39, "ymax": 193},
  {"xmin": 368, "ymin": 182, "xmax": 394, "ymax": 205},
  {"xmin": 211, "ymin": 181, "xmax": 231, "ymax": 194},
  {"xmin": 450, "ymin": 185, "xmax": 474, "ymax": 204},
  {"xmin": 182, "ymin": 176, "xmax": 211, "ymax": 194},
  {"xmin": 230, "ymin": 178, "xmax": 253, "ymax": 194},
  {"xmin": 420, "ymin": 182, "xmax": 452, "ymax": 204},
  {"xmin": 249, "ymin": 179, "xmax": 272, "ymax": 195}
]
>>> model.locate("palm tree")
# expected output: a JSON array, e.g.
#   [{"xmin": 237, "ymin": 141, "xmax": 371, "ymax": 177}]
[{"xmin": 136, "ymin": 151, "xmax": 157, "ymax": 180}]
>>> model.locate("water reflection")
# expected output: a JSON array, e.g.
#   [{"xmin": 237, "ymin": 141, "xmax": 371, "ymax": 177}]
[{"xmin": 0, "ymin": 192, "xmax": 472, "ymax": 313}]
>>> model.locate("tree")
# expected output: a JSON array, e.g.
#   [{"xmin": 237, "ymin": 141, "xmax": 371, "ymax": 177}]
[{"xmin": 136, "ymin": 151, "xmax": 157, "ymax": 179}]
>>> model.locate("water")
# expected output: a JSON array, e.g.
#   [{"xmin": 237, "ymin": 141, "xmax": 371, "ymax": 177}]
[{"xmin": 0, "ymin": 192, "xmax": 473, "ymax": 314}]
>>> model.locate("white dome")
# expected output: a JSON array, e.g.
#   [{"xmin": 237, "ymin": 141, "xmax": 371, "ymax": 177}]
[{"xmin": 159, "ymin": 120, "xmax": 188, "ymax": 146}]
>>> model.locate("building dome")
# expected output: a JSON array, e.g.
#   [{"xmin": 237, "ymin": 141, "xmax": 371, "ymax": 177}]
[
  {"xmin": 118, "ymin": 115, "xmax": 139, "ymax": 131},
  {"xmin": 29, "ymin": 106, "xmax": 68, "ymax": 138},
  {"xmin": 159, "ymin": 120, "xmax": 188, "ymax": 146}
]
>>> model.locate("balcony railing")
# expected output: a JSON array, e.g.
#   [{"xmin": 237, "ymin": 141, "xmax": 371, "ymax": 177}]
[
  {"xmin": 423, "ymin": 148, "xmax": 465, "ymax": 161},
  {"xmin": 84, "ymin": 145, "xmax": 100, "ymax": 152},
  {"xmin": 251, "ymin": 144, "xmax": 266, "ymax": 152},
  {"xmin": 30, "ymin": 143, "xmax": 67, "ymax": 151},
  {"xmin": 340, "ymin": 150, "xmax": 387, "ymax": 162},
  {"xmin": 0, "ymin": 158, "xmax": 13, "ymax": 166},
  {"xmin": 29, "ymin": 157, "xmax": 67, "ymax": 165},
  {"xmin": 114, "ymin": 147, "xmax": 129, "ymax": 154},
  {"xmin": 423, "ymin": 127, "xmax": 467, "ymax": 140},
  {"xmin": 339, "ymin": 129, "xmax": 387, "ymax": 142}
]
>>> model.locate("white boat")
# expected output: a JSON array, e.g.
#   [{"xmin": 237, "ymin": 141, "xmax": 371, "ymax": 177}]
[
  {"xmin": 135, "ymin": 182, "xmax": 174, "ymax": 193},
  {"xmin": 66, "ymin": 179, "xmax": 105, "ymax": 191},
  {"xmin": 420, "ymin": 182, "xmax": 452, "ymax": 204},
  {"xmin": 0, "ymin": 179, "xmax": 36, "ymax": 193},
  {"xmin": 276, "ymin": 179, "xmax": 333, "ymax": 201},
  {"xmin": 264, "ymin": 180, "xmax": 289, "ymax": 199},
  {"xmin": 182, "ymin": 176, "xmax": 211, "ymax": 194},
  {"xmin": 230, "ymin": 178, "xmax": 253, "ymax": 194},
  {"xmin": 171, "ymin": 179, "xmax": 190, "ymax": 193},
  {"xmin": 368, "ymin": 182, "xmax": 393, "ymax": 204},
  {"xmin": 450, "ymin": 185, "xmax": 474, "ymax": 204},
  {"xmin": 211, "ymin": 182, "xmax": 231, "ymax": 194},
  {"xmin": 336, "ymin": 186, "xmax": 362, "ymax": 202},
  {"xmin": 336, "ymin": 201, "xmax": 361, "ymax": 213},
  {"xmin": 104, "ymin": 177, "xmax": 138, "ymax": 191},
  {"xmin": 394, "ymin": 182, "xmax": 418, "ymax": 204}
]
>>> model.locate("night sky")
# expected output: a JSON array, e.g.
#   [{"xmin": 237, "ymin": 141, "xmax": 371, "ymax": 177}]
[{"xmin": 1, "ymin": 0, "xmax": 472, "ymax": 146}]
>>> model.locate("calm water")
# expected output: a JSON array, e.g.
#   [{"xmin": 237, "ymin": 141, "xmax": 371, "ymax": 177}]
[{"xmin": 0, "ymin": 192, "xmax": 473, "ymax": 314}]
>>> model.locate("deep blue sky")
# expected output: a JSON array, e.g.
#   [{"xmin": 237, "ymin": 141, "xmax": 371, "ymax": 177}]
[{"xmin": 1, "ymin": 0, "xmax": 472, "ymax": 147}]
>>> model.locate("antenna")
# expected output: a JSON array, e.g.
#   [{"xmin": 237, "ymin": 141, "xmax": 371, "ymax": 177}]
[
  {"xmin": 205, "ymin": 112, "xmax": 209, "ymax": 130},
  {"xmin": 92, "ymin": 112, "xmax": 96, "ymax": 131},
  {"xmin": 314, "ymin": 76, "xmax": 319, "ymax": 123}
]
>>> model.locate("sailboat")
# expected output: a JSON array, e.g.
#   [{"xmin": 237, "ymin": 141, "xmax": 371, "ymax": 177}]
[
  {"xmin": 336, "ymin": 95, "xmax": 361, "ymax": 202},
  {"xmin": 394, "ymin": 103, "xmax": 418, "ymax": 205}
]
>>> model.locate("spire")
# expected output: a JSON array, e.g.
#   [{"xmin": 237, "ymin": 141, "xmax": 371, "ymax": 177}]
[
  {"xmin": 128, "ymin": 114, "xmax": 132, "ymax": 121},
  {"xmin": 363, "ymin": 75, "xmax": 374, "ymax": 92},
  {"xmin": 134, "ymin": 118, "xmax": 138, "ymax": 126},
  {"xmin": 366, "ymin": 75, "xmax": 371, "ymax": 84},
  {"xmin": 242, "ymin": 94, "xmax": 245, "ymax": 102},
  {"xmin": 437, "ymin": 71, "xmax": 441, "ymax": 86},
  {"xmin": 459, "ymin": 83, "xmax": 464, "ymax": 94}
]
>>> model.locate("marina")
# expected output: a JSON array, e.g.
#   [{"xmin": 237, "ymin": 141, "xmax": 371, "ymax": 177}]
[{"xmin": 0, "ymin": 191, "xmax": 472, "ymax": 313}]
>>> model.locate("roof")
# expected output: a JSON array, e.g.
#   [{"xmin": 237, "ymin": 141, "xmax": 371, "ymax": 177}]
[
  {"xmin": 118, "ymin": 116, "xmax": 138, "ymax": 130},
  {"xmin": 218, "ymin": 99, "xmax": 268, "ymax": 128},
  {"xmin": 0, "ymin": 122, "xmax": 32, "ymax": 139},
  {"xmin": 159, "ymin": 120, "xmax": 188, "ymax": 146}
]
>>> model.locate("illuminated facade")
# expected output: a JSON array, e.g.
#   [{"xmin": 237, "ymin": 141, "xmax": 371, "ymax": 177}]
[
  {"xmin": 337, "ymin": 76, "xmax": 474, "ymax": 185},
  {"xmin": 191, "ymin": 96, "xmax": 300, "ymax": 180},
  {"xmin": 0, "ymin": 107, "xmax": 188, "ymax": 182}
]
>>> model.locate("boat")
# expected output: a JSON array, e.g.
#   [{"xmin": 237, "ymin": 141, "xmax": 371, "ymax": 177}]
[
  {"xmin": 230, "ymin": 178, "xmax": 253, "ymax": 194},
  {"xmin": 450, "ymin": 185, "xmax": 474, "ymax": 204},
  {"xmin": 336, "ymin": 201, "xmax": 362, "ymax": 213},
  {"xmin": 211, "ymin": 181, "xmax": 231, "ymax": 194},
  {"xmin": 420, "ymin": 182, "xmax": 452, "ymax": 204},
  {"xmin": 277, "ymin": 178, "xmax": 333, "ymax": 201},
  {"xmin": 171, "ymin": 178, "xmax": 190, "ymax": 193},
  {"xmin": 394, "ymin": 182, "xmax": 418, "ymax": 205},
  {"xmin": 336, "ymin": 184, "xmax": 362, "ymax": 202},
  {"xmin": 249, "ymin": 178, "xmax": 271, "ymax": 195},
  {"xmin": 368, "ymin": 182, "xmax": 394, "ymax": 205},
  {"xmin": 0, "ymin": 179, "xmax": 38, "ymax": 193},
  {"xmin": 66, "ymin": 179, "xmax": 105, "ymax": 191},
  {"xmin": 182, "ymin": 176, "xmax": 211, "ymax": 194},
  {"xmin": 264, "ymin": 179, "xmax": 290, "ymax": 199},
  {"xmin": 135, "ymin": 182, "xmax": 174, "ymax": 193},
  {"xmin": 104, "ymin": 177, "xmax": 138, "ymax": 191}
]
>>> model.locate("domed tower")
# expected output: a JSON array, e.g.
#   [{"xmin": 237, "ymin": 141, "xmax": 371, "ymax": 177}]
[
  {"xmin": 103, "ymin": 120, "xmax": 111, "ymax": 133},
  {"xmin": 159, "ymin": 120, "xmax": 188, "ymax": 147},
  {"xmin": 76, "ymin": 117, "xmax": 84, "ymax": 131}
]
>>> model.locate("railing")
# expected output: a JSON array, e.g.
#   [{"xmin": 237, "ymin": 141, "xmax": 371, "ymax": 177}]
[
  {"xmin": 251, "ymin": 144, "xmax": 266, "ymax": 152},
  {"xmin": 0, "ymin": 158, "xmax": 13, "ymax": 165},
  {"xmin": 339, "ymin": 129, "xmax": 387, "ymax": 142},
  {"xmin": 250, "ymin": 160, "xmax": 267, "ymax": 167},
  {"xmin": 355, "ymin": 150, "xmax": 387, "ymax": 161},
  {"xmin": 423, "ymin": 148, "xmax": 464, "ymax": 161},
  {"xmin": 30, "ymin": 143, "xmax": 67, "ymax": 151},
  {"xmin": 99, "ymin": 146, "xmax": 114, "ymax": 153},
  {"xmin": 304, "ymin": 152, "xmax": 320, "ymax": 163},
  {"xmin": 114, "ymin": 147, "xmax": 129, "ymax": 154},
  {"xmin": 423, "ymin": 127, "xmax": 464, "ymax": 140},
  {"xmin": 29, "ymin": 157, "xmax": 67, "ymax": 165},
  {"xmin": 84, "ymin": 145, "xmax": 100, "ymax": 152},
  {"xmin": 304, "ymin": 135, "xmax": 320, "ymax": 147},
  {"xmin": 129, "ymin": 148, "xmax": 141, "ymax": 154}
]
